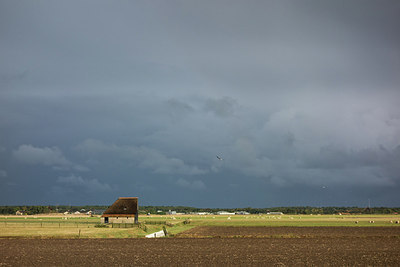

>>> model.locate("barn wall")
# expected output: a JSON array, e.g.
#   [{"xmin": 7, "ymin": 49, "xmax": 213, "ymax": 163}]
[{"xmin": 102, "ymin": 216, "xmax": 136, "ymax": 223}]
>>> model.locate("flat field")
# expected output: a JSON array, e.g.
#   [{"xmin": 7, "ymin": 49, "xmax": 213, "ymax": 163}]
[
  {"xmin": 0, "ymin": 214, "xmax": 399, "ymax": 238},
  {"xmin": 1, "ymin": 233, "xmax": 400, "ymax": 266},
  {"xmin": 177, "ymin": 225, "xmax": 400, "ymax": 238},
  {"xmin": 1, "ymin": 214, "xmax": 400, "ymax": 266}
]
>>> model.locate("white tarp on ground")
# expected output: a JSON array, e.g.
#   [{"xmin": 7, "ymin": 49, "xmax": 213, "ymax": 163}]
[{"xmin": 145, "ymin": 230, "xmax": 165, "ymax": 238}]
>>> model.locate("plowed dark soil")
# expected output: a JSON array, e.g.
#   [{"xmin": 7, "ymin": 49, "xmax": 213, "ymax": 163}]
[
  {"xmin": 177, "ymin": 226, "xmax": 400, "ymax": 238},
  {"xmin": 1, "ymin": 227, "xmax": 400, "ymax": 266}
]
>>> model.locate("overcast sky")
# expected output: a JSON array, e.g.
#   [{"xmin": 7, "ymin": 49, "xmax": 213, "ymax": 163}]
[{"xmin": 1, "ymin": 0, "xmax": 400, "ymax": 207}]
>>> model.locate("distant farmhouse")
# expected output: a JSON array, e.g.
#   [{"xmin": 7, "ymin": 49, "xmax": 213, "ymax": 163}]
[{"xmin": 101, "ymin": 197, "xmax": 138, "ymax": 224}]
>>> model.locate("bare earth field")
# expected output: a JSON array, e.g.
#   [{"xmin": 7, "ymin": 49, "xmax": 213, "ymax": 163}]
[
  {"xmin": 1, "ymin": 227, "xmax": 400, "ymax": 266},
  {"xmin": 177, "ymin": 226, "xmax": 400, "ymax": 238}
]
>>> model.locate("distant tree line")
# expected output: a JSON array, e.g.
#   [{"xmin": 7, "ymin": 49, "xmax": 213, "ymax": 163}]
[
  {"xmin": 0, "ymin": 205, "xmax": 108, "ymax": 215},
  {"xmin": 0, "ymin": 205, "xmax": 399, "ymax": 215},
  {"xmin": 139, "ymin": 206, "xmax": 400, "ymax": 215}
]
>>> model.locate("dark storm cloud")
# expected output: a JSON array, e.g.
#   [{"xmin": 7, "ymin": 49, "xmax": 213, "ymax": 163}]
[{"xmin": 1, "ymin": 0, "xmax": 400, "ymax": 206}]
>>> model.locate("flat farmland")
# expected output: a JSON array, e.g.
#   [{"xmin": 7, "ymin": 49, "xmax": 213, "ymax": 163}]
[
  {"xmin": 1, "ymin": 214, "xmax": 400, "ymax": 238},
  {"xmin": 1, "ymin": 215, "xmax": 400, "ymax": 266},
  {"xmin": 1, "ymin": 233, "xmax": 400, "ymax": 266},
  {"xmin": 177, "ymin": 225, "xmax": 400, "ymax": 238}
]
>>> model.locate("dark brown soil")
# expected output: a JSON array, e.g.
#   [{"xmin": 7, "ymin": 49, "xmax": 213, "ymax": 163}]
[
  {"xmin": 1, "ymin": 227, "xmax": 400, "ymax": 266},
  {"xmin": 177, "ymin": 226, "xmax": 400, "ymax": 238}
]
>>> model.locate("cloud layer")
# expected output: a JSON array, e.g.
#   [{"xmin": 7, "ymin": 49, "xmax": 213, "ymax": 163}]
[
  {"xmin": 1, "ymin": 0, "xmax": 399, "ymax": 206},
  {"xmin": 13, "ymin": 145, "xmax": 88, "ymax": 171},
  {"xmin": 56, "ymin": 174, "xmax": 113, "ymax": 193}
]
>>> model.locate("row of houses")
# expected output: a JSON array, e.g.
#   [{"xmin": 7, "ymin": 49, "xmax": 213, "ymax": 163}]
[
  {"xmin": 162, "ymin": 211, "xmax": 252, "ymax": 216},
  {"xmin": 216, "ymin": 211, "xmax": 251, "ymax": 215},
  {"xmin": 150, "ymin": 210, "xmax": 281, "ymax": 216},
  {"xmin": 100, "ymin": 197, "xmax": 281, "ymax": 224},
  {"xmin": 15, "ymin": 209, "xmax": 107, "ymax": 216},
  {"xmin": 16, "ymin": 198, "xmax": 282, "ymax": 225},
  {"xmin": 151, "ymin": 211, "xmax": 253, "ymax": 216}
]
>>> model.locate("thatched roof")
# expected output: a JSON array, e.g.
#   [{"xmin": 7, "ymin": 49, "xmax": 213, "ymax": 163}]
[{"xmin": 101, "ymin": 197, "xmax": 138, "ymax": 217}]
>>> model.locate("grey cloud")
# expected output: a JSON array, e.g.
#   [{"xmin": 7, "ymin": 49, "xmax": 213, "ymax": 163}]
[
  {"xmin": 12, "ymin": 144, "xmax": 89, "ymax": 172},
  {"xmin": 52, "ymin": 165, "xmax": 90, "ymax": 172},
  {"xmin": 0, "ymin": 70, "xmax": 28, "ymax": 84},
  {"xmin": 303, "ymin": 145, "xmax": 383, "ymax": 170},
  {"xmin": 1, "ymin": 0, "xmax": 400, "ymax": 206},
  {"xmin": 176, "ymin": 178, "xmax": 206, "ymax": 190},
  {"xmin": 224, "ymin": 135, "xmax": 399, "ymax": 187},
  {"xmin": 13, "ymin": 145, "xmax": 71, "ymax": 166},
  {"xmin": 167, "ymin": 98, "xmax": 194, "ymax": 114},
  {"xmin": 283, "ymin": 132, "xmax": 296, "ymax": 147},
  {"xmin": 204, "ymin": 97, "xmax": 238, "ymax": 117},
  {"xmin": 165, "ymin": 98, "xmax": 195, "ymax": 122},
  {"xmin": 56, "ymin": 174, "xmax": 113, "ymax": 193},
  {"xmin": 0, "ymin": 170, "xmax": 7, "ymax": 177},
  {"xmin": 75, "ymin": 139, "xmax": 207, "ymax": 176}
]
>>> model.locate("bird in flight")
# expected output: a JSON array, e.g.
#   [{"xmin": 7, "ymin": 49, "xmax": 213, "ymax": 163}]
[{"xmin": 216, "ymin": 155, "xmax": 223, "ymax": 161}]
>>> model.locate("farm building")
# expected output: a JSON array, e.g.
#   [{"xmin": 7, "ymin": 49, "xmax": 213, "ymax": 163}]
[{"xmin": 101, "ymin": 197, "xmax": 139, "ymax": 224}]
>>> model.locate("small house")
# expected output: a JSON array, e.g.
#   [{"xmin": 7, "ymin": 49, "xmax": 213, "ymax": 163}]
[{"xmin": 101, "ymin": 197, "xmax": 138, "ymax": 224}]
